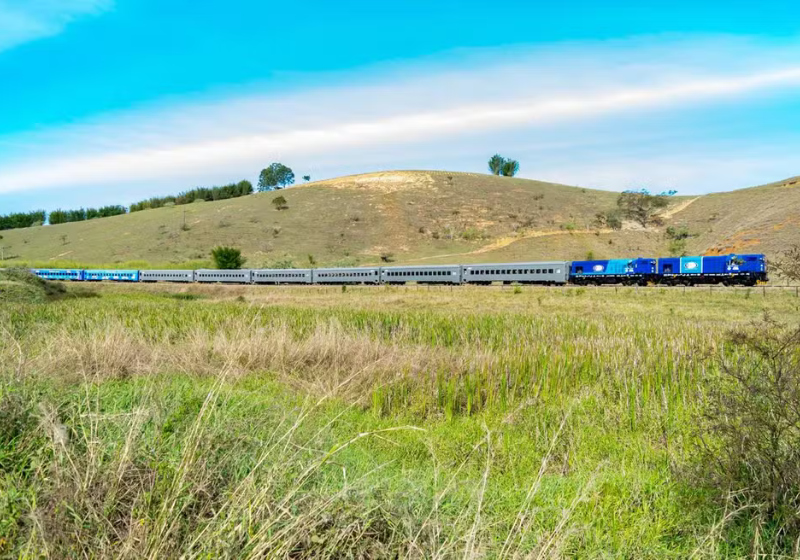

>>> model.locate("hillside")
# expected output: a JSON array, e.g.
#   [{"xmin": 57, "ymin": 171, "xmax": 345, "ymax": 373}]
[{"xmin": 1, "ymin": 170, "xmax": 798, "ymax": 269}]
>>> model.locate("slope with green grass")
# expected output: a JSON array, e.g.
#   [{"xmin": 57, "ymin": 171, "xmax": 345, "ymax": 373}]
[
  {"xmin": 0, "ymin": 268, "xmax": 66, "ymax": 303},
  {"xmin": 1, "ymin": 171, "xmax": 798, "ymax": 269}
]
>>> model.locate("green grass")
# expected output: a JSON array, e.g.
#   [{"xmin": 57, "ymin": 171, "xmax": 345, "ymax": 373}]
[
  {"xmin": 3, "ymin": 170, "xmax": 797, "ymax": 271},
  {"xmin": 0, "ymin": 268, "xmax": 67, "ymax": 303},
  {"xmin": 1, "ymin": 285, "xmax": 799, "ymax": 557}
]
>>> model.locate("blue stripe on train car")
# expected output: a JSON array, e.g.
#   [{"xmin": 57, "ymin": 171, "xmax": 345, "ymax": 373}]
[
  {"xmin": 84, "ymin": 269, "xmax": 140, "ymax": 282},
  {"xmin": 31, "ymin": 269, "xmax": 84, "ymax": 281}
]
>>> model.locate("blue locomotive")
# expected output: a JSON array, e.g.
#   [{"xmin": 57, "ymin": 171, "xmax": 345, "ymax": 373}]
[
  {"xmin": 569, "ymin": 258, "xmax": 657, "ymax": 286},
  {"xmin": 27, "ymin": 252, "xmax": 767, "ymax": 287},
  {"xmin": 656, "ymin": 254, "xmax": 766, "ymax": 286}
]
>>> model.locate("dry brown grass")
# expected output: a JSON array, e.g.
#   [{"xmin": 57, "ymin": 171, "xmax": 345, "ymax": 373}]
[{"xmin": 23, "ymin": 320, "xmax": 487, "ymax": 407}]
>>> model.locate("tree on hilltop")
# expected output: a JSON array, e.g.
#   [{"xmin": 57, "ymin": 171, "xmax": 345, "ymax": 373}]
[
  {"xmin": 258, "ymin": 163, "xmax": 295, "ymax": 191},
  {"xmin": 488, "ymin": 154, "xmax": 520, "ymax": 177},
  {"xmin": 501, "ymin": 159, "xmax": 520, "ymax": 177},
  {"xmin": 488, "ymin": 154, "xmax": 505, "ymax": 175}
]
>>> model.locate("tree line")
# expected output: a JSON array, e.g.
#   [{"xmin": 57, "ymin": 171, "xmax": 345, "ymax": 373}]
[
  {"xmin": 0, "ymin": 210, "xmax": 46, "ymax": 231},
  {"xmin": 49, "ymin": 205, "xmax": 127, "ymax": 225},
  {"xmin": 130, "ymin": 180, "xmax": 253, "ymax": 212}
]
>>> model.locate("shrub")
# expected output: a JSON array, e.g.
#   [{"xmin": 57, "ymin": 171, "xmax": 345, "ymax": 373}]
[
  {"xmin": 211, "ymin": 246, "xmax": 246, "ymax": 269},
  {"xmin": 461, "ymin": 228, "xmax": 487, "ymax": 241},
  {"xmin": 595, "ymin": 211, "xmax": 623, "ymax": 230},
  {"xmin": 692, "ymin": 317, "xmax": 800, "ymax": 546},
  {"xmin": 380, "ymin": 252, "xmax": 395, "ymax": 263},
  {"xmin": 269, "ymin": 259, "xmax": 294, "ymax": 269},
  {"xmin": 773, "ymin": 243, "xmax": 800, "ymax": 283},
  {"xmin": 668, "ymin": 238, "xmax": 687, "ymax": 257},
  {"xmin": 665, "ymin": 225, "xmax": 691, "ymax": 240},
  {"xmin": 272, "ymin": 195, "xmax": 289, "ymax": 210}
]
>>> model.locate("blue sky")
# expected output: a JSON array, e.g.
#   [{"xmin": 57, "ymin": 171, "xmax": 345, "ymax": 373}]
[{"xmin": 2, "ymin": 0, "xmax": 800, "ymax": 214}]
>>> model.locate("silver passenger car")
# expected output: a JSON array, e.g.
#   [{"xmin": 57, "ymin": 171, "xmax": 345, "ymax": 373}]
[
  {"xmin": 312, "ymin": 267, "xmax": 380, "ymax": 284},
  {"xmin": 139, "ymin": 269, "xmax": 195, "ymax": 283},
  {"xmin": 252, "ymin": 268, "xmax": 312, "ymax": 284},
  {"xmin": 462, "ymin": 261, "xmax": 569, "ymax": 285},
  {"xmin": 381, "ymin": 265, "xmax": 462, "ymax": 284},
  {"xmin": 195, "ymin": 269, "xmax": 252, "ymax": 284}
]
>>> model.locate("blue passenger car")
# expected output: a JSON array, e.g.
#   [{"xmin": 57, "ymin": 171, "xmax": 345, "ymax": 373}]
[
  {"xmin": 31, "ymin": 268, "xmax": 84, "ymax": 281},
  {"xmin": 84, "ymin": 269, "xmax": 140, "ymax": 282},
  {"xmin": 657, "ymin": 254, "xmax": 766, "ymax": 285},
  {"xmin": 569, "ymin": 258, "xmax": 657, "ymax": 285}
]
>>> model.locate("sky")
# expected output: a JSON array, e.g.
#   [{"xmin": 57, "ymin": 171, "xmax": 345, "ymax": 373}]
[{"xmin": 1, "ymin": 1, "xmax": 800, "ymax": 214}]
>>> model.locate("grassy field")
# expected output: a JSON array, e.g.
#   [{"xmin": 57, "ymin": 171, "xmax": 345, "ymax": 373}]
[
  {"xmin": 1, "ymin": 170, "xmax": 799, "ymax": 270},
  {"xmin": 2, "ymin": 280, "xmax": 799, "ymax": 558}
]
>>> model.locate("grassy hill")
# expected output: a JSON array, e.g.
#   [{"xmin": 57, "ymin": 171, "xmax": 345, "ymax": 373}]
[{"xmin": 1, "ymin": 170, "xmax": 798, "ymax": 269}]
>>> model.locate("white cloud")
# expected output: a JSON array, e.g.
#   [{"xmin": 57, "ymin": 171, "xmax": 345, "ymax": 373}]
[
  {"xmin": 0, "ymin": 0, "xmax": 112, "ymax": 52},
  {"xmin": 2, "ymin": 35, "xmax": 800, "ymax": 196}
]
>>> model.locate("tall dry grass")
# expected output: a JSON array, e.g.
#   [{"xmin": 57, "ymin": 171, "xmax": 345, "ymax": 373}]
[{"xmin": 4, "ymin": 288, "xmax": 795, "ymax": 557}]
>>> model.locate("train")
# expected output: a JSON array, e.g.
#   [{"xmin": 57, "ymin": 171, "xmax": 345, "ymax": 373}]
[{"xmin": 29, "ymin": 253, "xmax": 768, "ymax": 287}]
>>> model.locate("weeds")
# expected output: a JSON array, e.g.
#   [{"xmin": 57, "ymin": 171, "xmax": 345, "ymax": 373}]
[
  {"xmin": 691, "ymin": 316, "xmax": 800, "ymax": 551},
  {"xmin": 1, "ymin": 287, "xmax": 797, "ymax": 556}
]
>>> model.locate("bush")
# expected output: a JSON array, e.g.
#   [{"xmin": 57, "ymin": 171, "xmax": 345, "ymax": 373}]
[
  {"xmin": 272, "ymin": 195, "xmax": 289, "ymax": 211},
  {"xmin": 211, "ymin": 246, "xmax": 246, "ymax": 269},
  {"xmin": 665, "ymin": 225, "xmax": 691, "ymax": 240},
  {"xmin": 692, "ymin": 317, "xmax": 800, "ymax": 546},
  {"xmin": 461, "ymin": 228, "xmax": 486, "ymax": 241},
  {"xmin": 595, "ymin": 211, "xmax": 622, "ymax": 230}
]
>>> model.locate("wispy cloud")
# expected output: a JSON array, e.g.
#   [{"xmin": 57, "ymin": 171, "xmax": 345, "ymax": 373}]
[
  {"xmin": 0, "ymin": 0, "xmax": 112, "ymax": 53},
  {"xmin": 1, "ymin": 35, "xmax": 800, "ymax": 197}
]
